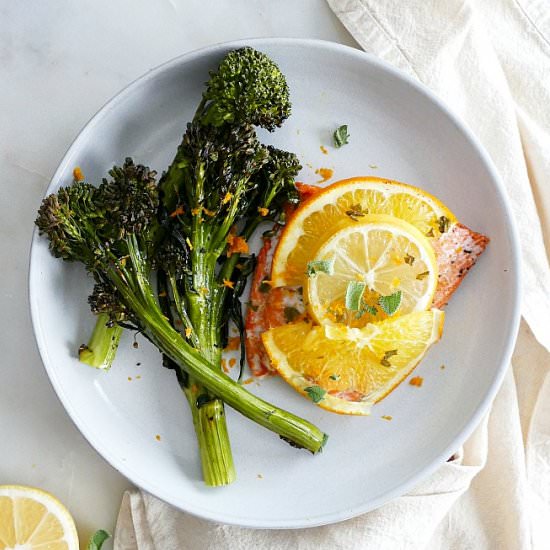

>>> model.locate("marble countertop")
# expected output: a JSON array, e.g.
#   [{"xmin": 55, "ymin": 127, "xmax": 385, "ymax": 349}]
[{"xmin": 0, "ymin": 0, "xmax": 356, "ymax": 543}]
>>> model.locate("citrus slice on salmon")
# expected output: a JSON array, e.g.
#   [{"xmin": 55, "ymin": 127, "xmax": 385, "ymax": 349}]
[
  {"xmin": 305, "ymin": 215, "xmax": 438, "ymax": 328},
  {"xmin": 271, "ymin": 177, "xmax": 456, "ymax": 287},
  {"xmin": 261, "ymin": 309, "xmax": 445, "ymax": 414}
]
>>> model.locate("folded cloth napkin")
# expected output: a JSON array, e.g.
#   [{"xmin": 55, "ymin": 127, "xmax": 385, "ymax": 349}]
[{"xmin": 115, "ymin": 1, "xmax": 550, "ymax": 548}]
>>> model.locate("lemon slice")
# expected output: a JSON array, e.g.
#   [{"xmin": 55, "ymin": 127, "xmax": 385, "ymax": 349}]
[
  {"xmin": 262, "ymin": 309, "xmax": 444, "ymax": 415},
  {"xmin": 305, "ymin": 215, "xmax": 438, "ymax": 327},
  {"xmin": 0, "ymin": 485, "xmax": 79, "ymax": 549},
  {"xmin": 272, "ymin": 176, "xmax": 456, "ymax": 286}
]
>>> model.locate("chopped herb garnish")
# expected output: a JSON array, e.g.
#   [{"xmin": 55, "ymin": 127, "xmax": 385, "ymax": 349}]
[
  {"xmin": 333, "ymin": 124, "xmax": 350, "ymax": 148},
  {"xmin": 378, "ymin": 291, "xmax": 402, "ymax": 316},
  {"xmin": 329, "ymin": 374, "xmax": 340, "ymax": 381},
  {"xmin": 306, "ymin": 258, "xmax": 335, "ymax": 277},
  {"xmin": 380, "ymin": 349, "xmax": 398, "ymax": 367},
  {"xmin": 345, "ymin": 203, "xmax": 368, "ymax": 221},
  {"xmin": 87, "ymin": 529, "xmax": 110, "ymax": 550},
  {"xmin": 259, "ymin": 279, "xmax": 271, "ymax": 293},
  {"xmin": 356, "ymin": 303, "xmax": 377, "ymax": 318},
  {"xmin": 363, "ymin": 304, "xmax": 378, "ymax": 316},
  {"xmin": 438, "ymin": 215, "xmax": 450, "ymax": 234},
  {"xmin": 304, "ymin": 385, "xmax": 327, "ymax": 403},
  {"xmin": 416, "ymin": 271, "xmax": 430, "ymax": 280},
  {"xmin": 426, "ymin": 228, "xmax": 435, "ymax": 238},
  {"xmin": 404, "ymin": 253, "xmax": 415, "ymax": 265},
  {"xmin": 284, "ymin": 306, "xmax": 301, "ymax": 323},
  {"xmin": 345, "ymin": 281, "xmax": 367, "ymax": 311}
]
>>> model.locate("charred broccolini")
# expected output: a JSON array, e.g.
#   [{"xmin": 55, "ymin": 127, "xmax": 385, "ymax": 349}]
[{"xmin": 36, "ymin": 47, "xmax": 328, "ymax": 487}]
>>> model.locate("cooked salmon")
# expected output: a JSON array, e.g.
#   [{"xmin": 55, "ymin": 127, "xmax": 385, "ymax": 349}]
[{"xmin": 245, "ymin": 187, "xmax": 489, "ymax": 377}]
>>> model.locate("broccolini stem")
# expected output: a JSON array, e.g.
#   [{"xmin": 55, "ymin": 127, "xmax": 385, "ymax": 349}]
[
  {"xmin": 110, "ymin": 268, "xmax": 328, "ymax": 453},
  {"xmin": 78, "ymin": 312, "xmax": 123, "ymax": 370},
  {"xmin": 158, "ymin": 270, "xmax": 236, "ymax": 486},
  {"xmin": 183, "ymin": 382, "xmax": 236, "ymax": 486}
]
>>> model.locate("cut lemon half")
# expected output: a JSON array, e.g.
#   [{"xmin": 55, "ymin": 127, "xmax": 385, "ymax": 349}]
[
  {"xmin": 272, "ymin": 176, "xmax": 456, "ymax": 286},
  {"xmin": 0, "ymin": 485, "xmax": 79, "ymax": 549},
  {"xmin": 305, "ymin": 215, "xmax": 438, "ymax": 327},
  {"xmin": 261, "ymin": 309, "xmax": 444, "ymax": 415}
]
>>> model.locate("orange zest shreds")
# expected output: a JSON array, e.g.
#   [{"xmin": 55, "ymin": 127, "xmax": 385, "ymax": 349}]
[
  {"xmin": 225, "ymin": 336, "xmax": 240, "ymax": 351},
  {"xmin": 223, "ymin": 279, "xmax": 235, "ymax": 289},
  {"xmin": 221, "ymin": 358, "xmax": 229, "ymax": 373},
  {"xmin": 320, "ymin": 145, "xmax": 328, "ymax": 155},
  {"xmin": 226, "ymin": 234, "xmax": 249, "ymax": 256},
  {"xmin": 258, "ymin": 207, "xmax": 269, "ymax": 216},
  {"xmin": 409, "ymin": 376, "xmax": 424, "ymax": 387},
  {"xmin": 185, "ymin": 327, "xmax": 193, "ymax": 338},
  {"xmin": 315, "ymin": 167, "xmax": 333, "ymax": 183},
  {"xmin": 203, "ymin": 207, "xmax": 216, "ymax": 217},
  {"xmin": 295, "ymin": 182, "xmax": 322, "ymax": 202},
  {"xmin": 191, "ymin": 207, "xmax": 201, "ymax": 216},
  {"xmin": 222, "ymin": 192, "xmax": 233, "ymax": 204},
  {"xmin": 169, "ymin": 206, "xmax": 185, "ymax": 218},
  {"xmin": 381, "ymin": 415, "xmax": 393, "ymax": 421},
  {"xmin": 186, "ymin": 237, "xmax": 193, "ymax": 250},
  {"xmin": 158, "ymin": 290, "xmax": 167, "ymax": 298},
  {"xmin": 229, "ymin": 358, "xmax": 237, "ymax": 368},
  {"xmin": 73, "ymin": 166, "xmax": 85, "ymax": 181},
  {"xmin": 242, "ymin": 377, "xmax": 254, "ymax": 385}
]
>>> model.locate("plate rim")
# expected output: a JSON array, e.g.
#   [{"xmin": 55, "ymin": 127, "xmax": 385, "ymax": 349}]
[{"xmin": 28, "ymin": 37, "xmax": 522, "ymax": 528}]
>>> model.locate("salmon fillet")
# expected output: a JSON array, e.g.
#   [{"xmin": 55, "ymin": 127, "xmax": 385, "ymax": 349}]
[
  {"xmin": 245, "ymin": 188, "xmax": 489, "ymax": 377},
  {"xmin": 432, "ymin": 223, "xmax": 490, "ymax": 308}
]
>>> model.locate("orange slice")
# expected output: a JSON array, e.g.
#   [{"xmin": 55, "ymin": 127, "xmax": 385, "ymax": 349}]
[
  {"xmin": 261, "ymin": 309, "xmax": 444, "ymax": 415},
  {"xmin": 271, "ymin": 176, "xmax": 456, "ymax": 287}
]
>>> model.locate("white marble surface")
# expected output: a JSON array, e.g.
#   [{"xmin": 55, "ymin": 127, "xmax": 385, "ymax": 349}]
[{"xmin": 0, "ymin": 0, "xmax": 357, "ymax": 544}]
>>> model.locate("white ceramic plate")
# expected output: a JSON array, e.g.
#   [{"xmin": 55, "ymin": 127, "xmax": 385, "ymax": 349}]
[{"xmin": 29, "ymin": 39, "xmax": 521, "ymax": 528}]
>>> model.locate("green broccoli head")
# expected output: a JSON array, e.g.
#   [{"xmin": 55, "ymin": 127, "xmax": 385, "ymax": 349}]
[
  {"xmin": 156, "ymin": 230, "xmax": 190, "ymax": 280},
  {"xmin": 89, "ymin": 280, "xmax": 131, "ymax": 324},
  {"xmin": 35, "ymin": 181, "xmax": 103, "ymax": 263},
  {"xmin": 199, "ymin": 47, "xmax": 291, "ymax": 131},
  {"xmin": 256, "ymin": 145, "xmax": 301, "ymax": 217},
  {"xmin": 163, "ymin": 121, "xmax": 269, "ymax": 217},
  {"xmin": 98, "ymin": 158, "xmax": 159, "ymax": 240}
]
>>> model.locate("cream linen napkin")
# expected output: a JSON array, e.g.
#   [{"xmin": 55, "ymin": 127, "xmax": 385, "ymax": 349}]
[{"xmin": 115, "ymin": 1, "xmax": 550, "ymax": 548}]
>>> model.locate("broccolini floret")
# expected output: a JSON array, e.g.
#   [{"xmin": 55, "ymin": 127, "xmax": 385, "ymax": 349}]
[{"xmin": 196, "ymin": 46, "xmax": 291, "ymax": 131}]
